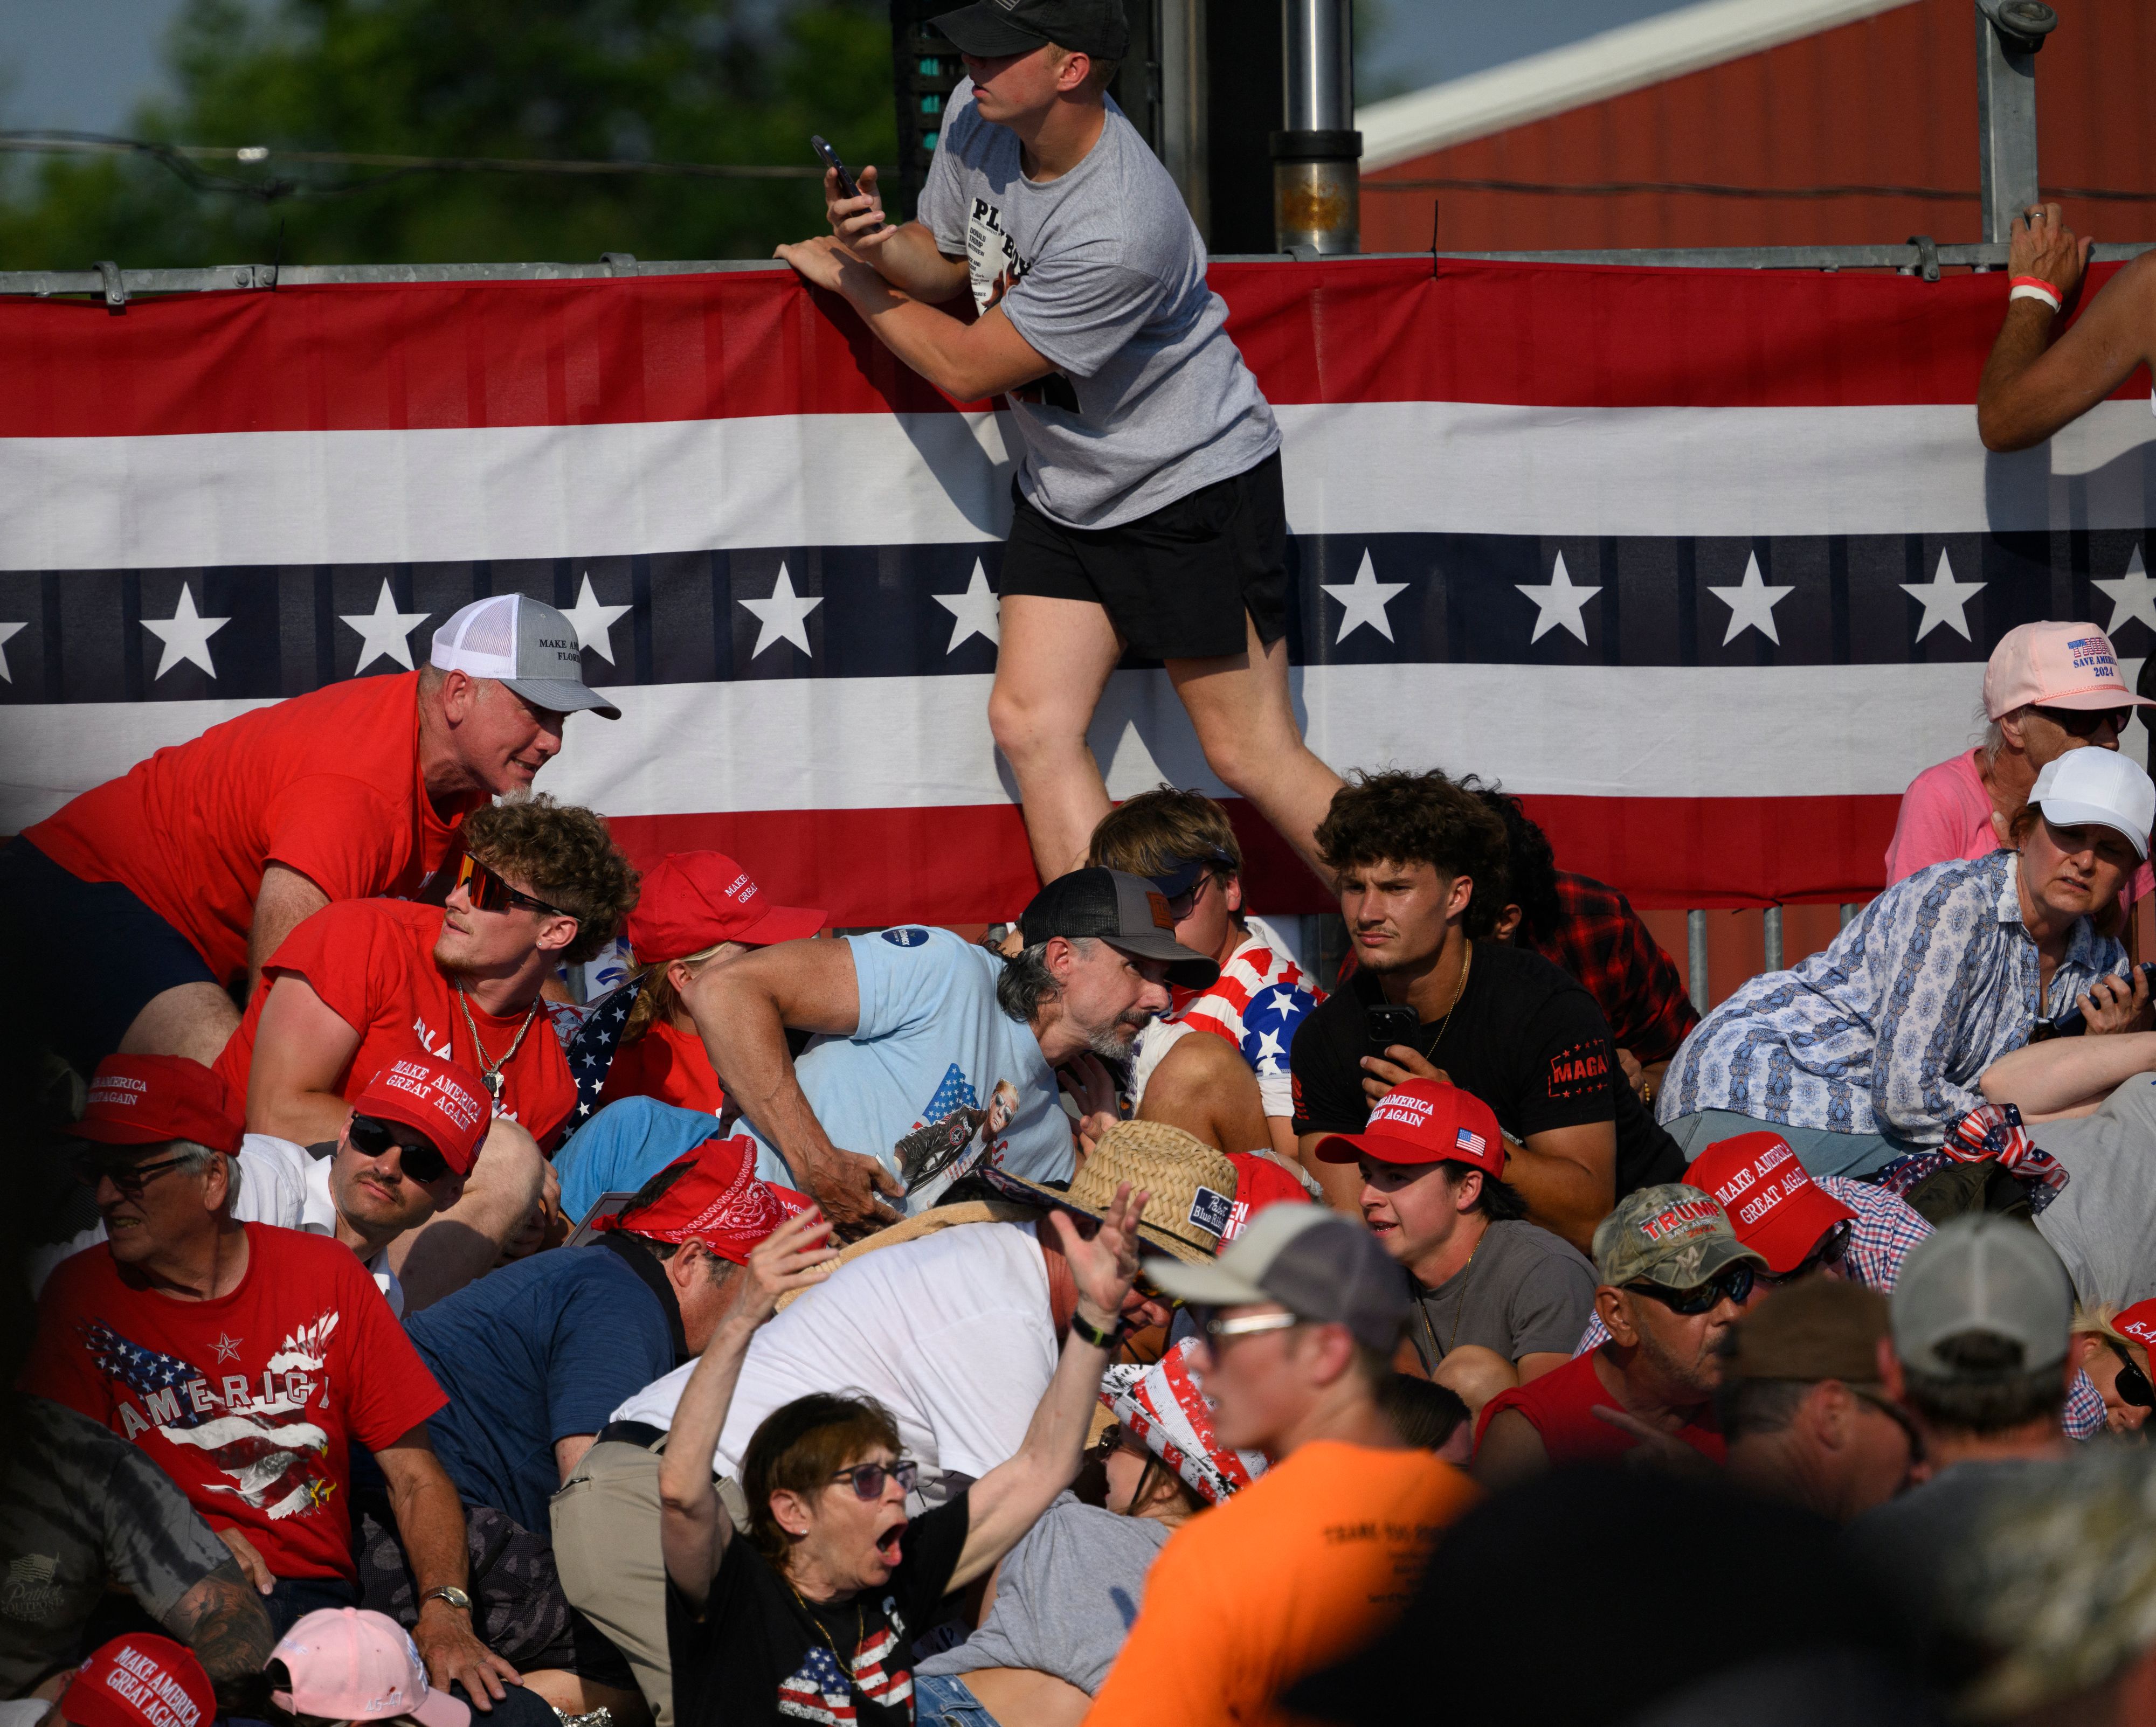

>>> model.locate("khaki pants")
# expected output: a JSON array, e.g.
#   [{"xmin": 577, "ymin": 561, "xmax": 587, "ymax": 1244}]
[{"xmin": 550, "ymin": 1438, "xmax": 749, "ymax": 1727}]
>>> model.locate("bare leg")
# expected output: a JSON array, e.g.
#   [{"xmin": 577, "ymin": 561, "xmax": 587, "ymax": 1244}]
[
  {"xmin": 519, "ymin": 1672, "xmax": 648, "ymax": 1724},
  {"xmin": 386, "ymin": 1119, "xmax": 547, "ymax": 1311},
  {"xmin": 987, "ymin": 595, "xmax": 1126, "ymax": 883},
  {"xmin": 119, "ymin": 982, "xmax": 243, "ymax": 1068},
  {"xmin": 1167, "ymin": 615, "xmax": 1344, "ymax": 890},
  {"xmin": 1136, "ymin": 1033, "xmax": 1268, "ymax": 1155}
]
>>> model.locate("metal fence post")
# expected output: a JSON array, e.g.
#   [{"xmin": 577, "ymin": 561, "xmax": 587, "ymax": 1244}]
[
  {"xmin": 1763, "ymin": 905, "xmax": 1784, "ymax": 973},
  {"xmin": 1687, "ymin": 910, "xmax": 1709, "ymax": 1016},
  {"xmin": 1274, "ymin": 0, "xmax": 1358, "ymax": 254},
  {"xmin": 1975, "ymin": 0, "xmax": 2058, "ymax": 242}
]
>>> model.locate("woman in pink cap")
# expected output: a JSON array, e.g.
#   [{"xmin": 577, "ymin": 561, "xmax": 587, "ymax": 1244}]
[{"xmin": 1885, "ymin": 620, "xmax": 2156, "ymax": 904}]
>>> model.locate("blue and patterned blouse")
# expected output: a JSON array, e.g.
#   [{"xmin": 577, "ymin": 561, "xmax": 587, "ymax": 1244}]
[{"xmin": 1659, "ymin": 850, "xmax": 2127, "ymax": 1149}]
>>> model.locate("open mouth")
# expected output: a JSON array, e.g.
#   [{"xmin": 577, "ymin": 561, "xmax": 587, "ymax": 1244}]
[{"xmin": 874, "ymin": 1519, "xmax": 906, "ymax": 1564}]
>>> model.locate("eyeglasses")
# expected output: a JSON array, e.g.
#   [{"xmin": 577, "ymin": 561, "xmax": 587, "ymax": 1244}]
[
  {"xmin": 454, "ymin": 854, "xmax": 575, "ymax": 923},
  {"xmin": 1163, "ymin": 872, "xmax": 1215, "ymax": 923},
  {"xmin": 1758, "ymin": 1219, "xmax": 1855, "ymax": 1287},
  {"xmin": 830, "ymin": 1459, "xmax": 919, "ymax": 1501},
  {"xmin": 71, "ymin": 1150, "xmax": 190, "ymax": 1199},
  {"xmin": 1851, "ymin": 1387, "xmax": 1926, "ymax": 1466},
  {"xmin": 348, "ymin": 1115, "xmax": 453, "ymax": 1185},
  {"xmin": 2105, "ymin": 1337, "xmax": 2156, "ymax": 1410},
  {"xmin": 1195, "ymin": 1308, "xmax": 1302, "ymax": 1342},
  {"xmin": 1627, "ymin": 1264, "xmax": 1756, "ymax": 1315},
  {"xmin": 2032, "ymin": 704, "xmax": 2133, "ymax": 739}
]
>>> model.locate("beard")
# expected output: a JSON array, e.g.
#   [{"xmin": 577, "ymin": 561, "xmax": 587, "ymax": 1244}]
[{"xmin": 1084, "ymin": 1008, "xmax": 1153, "ymax": 1061}]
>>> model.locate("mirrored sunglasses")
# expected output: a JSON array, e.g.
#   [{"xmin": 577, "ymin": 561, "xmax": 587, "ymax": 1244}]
[{"xmin": 454, "ymin": 853, "xmax": 575, "ymax": 923}]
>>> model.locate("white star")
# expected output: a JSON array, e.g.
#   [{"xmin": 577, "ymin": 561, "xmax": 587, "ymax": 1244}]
[
  {"xmin": 0, "ymin": 619, "xmax": 23, "ymax": 684},
  {"xmin": 1514, "ymin": 550, "xmax": 1602, "ymax": 645},
  {"xmin": 560, "ymin": 573, "xmax": 634, "ymax": 665},
  {"xmin": 1708, "ymin": 552, "xmax": 1795, "ymax": 647},
  {"xmin": 210, "ymin": 1331, "xmax": 243, "ymax": 1364},
  {"xmin": 142, "ymin": 582, "xmax": 231, "ymax": 679},
  {"xmin": 932, "ymin": 559, "xmax": 1001, "ymax": 652},
  {"xmin": 1252, "ymin": 1028, "xmax": 1285, "ymax": 1064},
  {"xmin": 2095, "ymin": 546, "xmax": 2156, "ymax": 639},
  {"xmin": 740, "ymin": 563, "xmax": 822, "ymax": 658},
  {"xmin": 1899, "ymin": 547, "xmax": 1987, "ymax": 642},
  {"xmin": 338, "ymin": 579, "xmax": 431, "ymax": 672},
  {"xmin": 1320, "ymin": 551, "xmax": 1409, "ymax": 644},
  {"xmin": 1263, "ymin": 987, "xmax": 1298, "ymax": 1017}
]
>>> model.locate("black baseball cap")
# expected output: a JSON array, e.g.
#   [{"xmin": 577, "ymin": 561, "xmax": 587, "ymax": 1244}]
[
  {"xmin": 929, "ymin": 0, "xmax": 1130, "ymax": 60},
  {"xmin": 1019, "ymin": 867, "xmax": 1220, "ymax": 989}
]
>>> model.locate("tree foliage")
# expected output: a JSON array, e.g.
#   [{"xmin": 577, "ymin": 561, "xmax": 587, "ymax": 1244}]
[{"xmin": 0, "ymin": 0, "xmax": 896, "ymax": 269}]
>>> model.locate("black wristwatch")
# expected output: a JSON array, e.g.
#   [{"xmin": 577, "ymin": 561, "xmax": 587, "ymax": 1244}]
[{"xmin": 1069, "ymin": 1308, "xmax": 1126, "ymax": 1350}]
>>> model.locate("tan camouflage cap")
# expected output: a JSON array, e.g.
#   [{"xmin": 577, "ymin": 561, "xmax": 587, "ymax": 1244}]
[{"xmin": 1592, "ymin": 1182, "xmax": 1768, "ymax": 1291}]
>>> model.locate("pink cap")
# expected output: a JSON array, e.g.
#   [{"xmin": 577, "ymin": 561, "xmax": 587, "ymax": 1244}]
[
  {"xmin": 1984, "ymin": 622, "xmax": 2155, "ymax": 717},
  {"xmin": 270, "ymin": 1608, "xmax": 468, "ymax": 1727}
]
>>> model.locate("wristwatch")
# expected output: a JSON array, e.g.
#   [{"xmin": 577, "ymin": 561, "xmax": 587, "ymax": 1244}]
[{"xmin": 421, "ymin": 1586, "xmax": 473, "ymax": 1613}]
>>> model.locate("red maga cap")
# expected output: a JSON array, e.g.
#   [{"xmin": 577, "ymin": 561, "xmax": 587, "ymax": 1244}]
[
  {"xmin": 73, "ymin": 1056, "xmax": 241, "ymax": 1155},
  {"xmin": 1684, "ymin": 1132, "xmax": 1856, "ymax": 1275},
  {"xmin": 2114, "ymin": 1299, "xmax": 2156, "ymax": 1351},
  {"xmin": 625, "ymin": 851, "xmax": 826, "ymax": 961},
  {"xmin": 599, "ymin": 1134, "xmax": 811, "ymax": 1264},
  {"xmin": 353, "ymin": 1055, "xmax": 492, "ymax": 1176},
  {"xmin": 1221, "ymin": 1151, "xmax": 1315, "ymax": 1244},
  {"xmin": 63, "ymin": 1635, "xmax": 215, "ymax": 1727},
  {"xmin": 1311, "ymin": 1079, "xmax": 1507, "ymax": 1177}
]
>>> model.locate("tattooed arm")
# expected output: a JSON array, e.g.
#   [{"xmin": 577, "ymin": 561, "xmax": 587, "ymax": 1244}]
[{"xmin": 161, "ymin": 1559, "xmax": 278, "ymax": 1714}]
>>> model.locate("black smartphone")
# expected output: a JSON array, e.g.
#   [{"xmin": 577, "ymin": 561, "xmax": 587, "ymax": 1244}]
[
  {"xmin": 810, "ymin": 134, "xmax": 861, "ymax": 202},
  {"xmin": 1365, "ymin": 1002, "xmax": 1422, "ymax": 1054},
  {"xmin": 2033, "ymin": 960, "xmax": 2156, "ymax": 1040}
]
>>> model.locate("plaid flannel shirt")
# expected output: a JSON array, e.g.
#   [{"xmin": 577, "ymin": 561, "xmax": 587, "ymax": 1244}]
[{"xmin": 1524, "ymin": 872, "xmax": 1699, "ymax": 1066}]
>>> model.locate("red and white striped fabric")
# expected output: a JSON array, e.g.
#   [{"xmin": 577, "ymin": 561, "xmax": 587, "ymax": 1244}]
[{"xmin": 1, "ymin": 258, "xmax": 2144, "ymax": 919}]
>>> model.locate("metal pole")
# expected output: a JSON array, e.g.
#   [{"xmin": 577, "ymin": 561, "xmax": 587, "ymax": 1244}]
[
  {"xmin": 1160, "ymin": 0, "xmax": 1209, "ymax": 239},
  {"xmin": 1974, "ymin": 0, "xmax": 2057, "ymax": 242},
  {"xmin": 1763, "ymin": 905, "xmax": 1784, "ymax": 973},
  {"xmin": 1273, "ymin": 0, "xmax": 1358, "ymax": 254},
  {"xmin": 1687, "ymin": 910, "xmax": 1710, "ymax": 1017}
]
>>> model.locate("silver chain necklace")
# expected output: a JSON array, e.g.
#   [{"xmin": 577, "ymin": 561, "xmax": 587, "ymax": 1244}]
[{"xmin": 457, "ymin": 986, "xmax": 540, "ymax": 1104}]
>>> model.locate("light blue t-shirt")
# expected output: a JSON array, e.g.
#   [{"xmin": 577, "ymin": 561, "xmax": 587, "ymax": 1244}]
[{"xmin": 740, "ymin": 927, "xmax": 1069, "ymax": 1213}]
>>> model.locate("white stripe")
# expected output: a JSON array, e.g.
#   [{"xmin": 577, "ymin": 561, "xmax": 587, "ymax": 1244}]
[
  {"xmin": 1, "ymin": 399, "xmax": 2147, "ymax": 571},
  {"xmin": 0, "ymin": 659, "xmax": 2036, "ymax": 834}
]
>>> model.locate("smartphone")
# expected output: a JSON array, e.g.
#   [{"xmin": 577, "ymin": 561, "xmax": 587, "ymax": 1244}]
[
  {"xmin": 1365, "ymin": 1001, "xmax": 1422, "ymax": 1054},
  {"xmin": 2033, "ymin": 960, "xmax": 2156, "ymax": 1041},
  {"xmin": 810, "ymin": 135, "xmax": 862, "ymax": 202}
]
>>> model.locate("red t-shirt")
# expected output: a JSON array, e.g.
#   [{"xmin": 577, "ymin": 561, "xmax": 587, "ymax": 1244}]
[
  {"xmin": 25, "ymin": 673, "xmax": 480, "ymax": 988},
  {"xmin": 22, "ymin": 1224, "xmax": 446, "ymax": 1581},
  {"xmin": 1474, "ymin": 1348, "xmax": 1725, "ymax": 1467},
  {"xmin": 216, "ymin": 898, "xmax": 578, "ymax": 1148},
  {"xmin": 598, "ymin": 1018, "xmax": 725, "ymax": 1117}
]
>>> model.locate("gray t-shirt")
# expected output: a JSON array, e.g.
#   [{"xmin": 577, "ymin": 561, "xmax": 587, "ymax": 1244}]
[
  {"xmin": 915, "ymin": 81, "xmax": 1279, "ymax": 530},
  {"xmin": 0, "ymin": 1397, "xmax": 233, "ymax": 1691},
  {"xmin": 915, "ymin": 1492, "xmax": 1170, "ymax": 1694},
  {"xmin": 1404, "ymin": 1219, "xmax": 1598, "ymax": 1372},
  {"xmin": 2027, "ymin": 1071, "xmax": 2156, "ymax": 1308}
]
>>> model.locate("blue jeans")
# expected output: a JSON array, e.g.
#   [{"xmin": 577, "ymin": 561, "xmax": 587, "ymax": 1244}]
[{"xmin": 915, "ymin": 1673, "xmax": 1004, "ymax": 1726}]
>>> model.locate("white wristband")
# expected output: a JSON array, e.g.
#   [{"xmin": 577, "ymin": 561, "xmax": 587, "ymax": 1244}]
[{"xmin": 2010, "ymin": 280, "xmax": 2063, "ymax": 313}]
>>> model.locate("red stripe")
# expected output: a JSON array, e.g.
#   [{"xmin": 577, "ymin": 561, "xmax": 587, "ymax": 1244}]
[
  {"xmin": 2, "ymin": 258, "xmax": 2141, "ymax": 438},
  {"xmin": 604, "ymin": 791, "xmax": 1899, "ymax": 928}
]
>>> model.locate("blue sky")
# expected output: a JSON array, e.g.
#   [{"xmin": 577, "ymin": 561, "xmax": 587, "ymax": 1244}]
[{"xmin": 0, "ymin": 1, "xmax": 1702, "ymax": 134}]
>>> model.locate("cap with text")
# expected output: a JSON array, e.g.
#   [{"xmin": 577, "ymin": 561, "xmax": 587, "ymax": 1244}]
[
  {"xmin": 61, "ymin": 1635, "xmax": 214, "ymax": 1727},
  {"xmin": 430, "ymin": 593, "xmax": 621, "ymax": 719},
  {"xmin": 1019, "ymin": 866, "xmax": 1220, "ymax": 990},
  {"xmin": 1592, "ymin": 1182, "xmax": 1768, "ymax": 1292},
  {"xmin": 1312, "ymin": 1079, "xmax": 1505, "ymax": 1178},
  {"xmin": 986, "ymin": 1119, "xmax": 1237, "ymax": 1266},
  {"xmin": 599, "ymin": 1134, "xmax": 811, "ymax": 1265},
  {"xmin": 70, "ymin": 1055, "xmax": 242, "ymax": 1155},
  {"xmin": 353, "ymin": 1056, "xmax": 492, "ymax": 1176},
  {"xmin": 1720, "ymin": 1279, "xmax": 1892, "ymax": 1386},
  {"xmin": 1891, "ymin": 1214, "xmax": 2073, "ymax": 1378},
  {"xmin": 271, "ymin": 1608, "xmax": 468, "ymax": 1727},
  {"xmin": 2029, "ymin": 746, "xmax": 2156, "ymax": 859},
  {"xmin": 2113, "ymin": 1298, "xmax": 2156, "ymax": 1353},
  {"xmin": 929, "ymin": 0, "xmax": 1130, "ymax": 59},
  {"xmin": 1984, "ymin": 621, "xmax": 2155, "ymax": 718},
  {"xmin": 1684, "ymin": 1131, "xmax": 1856, "ymax": 1276},
  {"xmin": 1144, "ymin": 1204, "xmax": 1409, "ymax": 1353},
  {"xmin": 626, "ymin": 850, "xmax": 826, "ymax": 961}
]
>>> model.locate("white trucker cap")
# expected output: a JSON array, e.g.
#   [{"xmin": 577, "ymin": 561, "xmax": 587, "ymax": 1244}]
[
  {"xmin": 1891, "ymin": 1215, "xmax": 2073, "ymax": 1378},
  {"xmin": 2030, "ymin": 746, "xmax": 2155, "ymax": 858},
  {"xmin": 430, "ymin": 593, "xmax": 620, "ymax": 720}
]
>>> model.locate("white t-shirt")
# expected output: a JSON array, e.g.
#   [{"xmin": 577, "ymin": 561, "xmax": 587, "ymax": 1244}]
[
  {"xmin": 32, "ymin": 1133, "xmax": 405, "ymax": 1316},
  {"xmin": 611, "ymin": 1220, "xmax": 1058, "ymax": 1500}
]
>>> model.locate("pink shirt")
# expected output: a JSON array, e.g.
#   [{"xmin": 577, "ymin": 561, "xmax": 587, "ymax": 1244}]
[{"xmin": 1885, "ymin": 747, "xmax": 2152, "ymax": 905}]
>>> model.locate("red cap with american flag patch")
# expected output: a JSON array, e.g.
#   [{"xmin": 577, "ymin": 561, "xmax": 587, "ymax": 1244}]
[{"xmin": 1311, "ymin": 1078, "xmax": 1507, "ymax": 1177}]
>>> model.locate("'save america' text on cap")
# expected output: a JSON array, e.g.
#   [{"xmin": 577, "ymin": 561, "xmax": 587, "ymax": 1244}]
[
  {"xmin": 1018, "ymin": 866, "xmax": 1220, "ymax": 990},
  {"xmin": 431, "ymin": 593, "xmax": 622, "ymax": 720},
  {"xmin": 1984, "ymin": 621, "xmax": 2155, "ymax": 718}
]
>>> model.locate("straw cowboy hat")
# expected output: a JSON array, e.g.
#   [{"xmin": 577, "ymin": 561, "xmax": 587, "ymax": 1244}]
[{"xmin": 983, "ymin": 1119, "xmax": 1238, "ymax": 1266}]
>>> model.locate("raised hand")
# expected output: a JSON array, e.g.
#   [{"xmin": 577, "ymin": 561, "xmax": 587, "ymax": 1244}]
[{"xmin": 1050, "ymin": 1181, "xmax": 1150, "ymax": 1331}]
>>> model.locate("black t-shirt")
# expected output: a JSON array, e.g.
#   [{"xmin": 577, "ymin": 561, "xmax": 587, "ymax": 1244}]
[
  {"xmin": 1290, "ymin": 942, "xmax": 1684, "ymax": 1202},
  {"xmin": 668, "ymin": 1490, "xmax": 972, "ymax": 1727}
]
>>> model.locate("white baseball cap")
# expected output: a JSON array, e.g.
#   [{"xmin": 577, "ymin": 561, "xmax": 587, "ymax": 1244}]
[
  {"xmin": 430, "ymin": 593, "xmax": 620, "ymax": 719},
  {"xmin": 2030, "ymin": 746, "xmax": 2156, "ymax": 858},
  {"xmin": 1891, "ymin": 1215, "xmax": 2072, "ymax": 1377}
]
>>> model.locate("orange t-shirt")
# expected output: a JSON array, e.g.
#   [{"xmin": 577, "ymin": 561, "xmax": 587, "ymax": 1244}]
[
  {"xmin": 1084, "ymin": 1441, "xmax": 1476, "ymax": 1727},
  {"xmin": 25, "ymin": 672, "xmax": 478, "ymax": 988},
  {"xmin": 216, "ymin": 898, "xmax": 578, "ymax": 1149},
  {"xmin": 598, "ymin": 1017, "xmax": 725, "ymax": 1117}
]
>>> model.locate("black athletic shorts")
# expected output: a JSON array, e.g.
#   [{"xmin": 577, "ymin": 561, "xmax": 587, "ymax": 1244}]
[
  {"xmin": 1000, "ymin": 449, "xmax": 1290, "ymax": 661},
  {"xmin": 0, "ymin": 836, "xmax": 221, "ymax": 1077}
]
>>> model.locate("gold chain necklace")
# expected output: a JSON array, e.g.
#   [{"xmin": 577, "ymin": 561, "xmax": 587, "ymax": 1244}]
[
  {"xmin": 457, "ymin": 986, "xmax": 540, "ymax": 1104},
  {"xmin": 1416, "ymin": 1234, "xmax": 1485, "ymax": 1362},
  {"xmin": 1419, "ymin": 938, "xmax": 1474, "ymax": 1059},
  {"xmin": 785, "ymin": 1576, "xmax": 863, "ymax": 1682}
]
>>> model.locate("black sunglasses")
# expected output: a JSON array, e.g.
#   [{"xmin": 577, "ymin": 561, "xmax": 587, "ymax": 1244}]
[
  {"xmin": 2032, "ymin": 704, "xmax": 2133, "ymax": 739},
  {"xmin": 454, "ymin": 853, "xmax": 575, "ymax": 923},
  {"xmin": 830, "ymin": 1459, "xmax": 919, "ymax": 1501},
  {"xmin": 1629, "ymin": 1264, "xmax": 1756, "ymax": 1315},
  {"xmin": 2106, "ymin": 1336, "xmax": 2156, "ymax": 1410},
  {"xmin": 1853, "ymin": 1387, "xmax": 1927, "ymax": 1466},
  {"xmin": 348, "ymin": 1115, "xmax": 453, "ymax": 1185},
  {"xmin": 1759, "ymin": 1219, "xmax": 1855, "ymax": 1287},
  {"xmin": 72, "ymin": 1149, "xmax": 190, "ymax": 1198}
]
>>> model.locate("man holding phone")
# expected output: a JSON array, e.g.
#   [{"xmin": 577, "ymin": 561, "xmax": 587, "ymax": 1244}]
[{"xmin": 774, "ymin": 0, "xmax": 1343, "ymax": 889}]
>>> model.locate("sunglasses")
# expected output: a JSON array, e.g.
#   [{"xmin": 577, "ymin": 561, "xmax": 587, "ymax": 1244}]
[
  {"xmin": 1852, "ymin": 1387, "xmax": 1927, "ymax": 1466},
  {"xmin": 348, "ymin": 1115, "xmax": 454, "ymax": 1185},
  {"xmin": 1758, "ymin": 1219, "xmax": 1855, "ymax": 1287},
  {"xmin": 830, "ymin": 1459, "xmax": 919, "ymax": 1501},
  {"xmin": 454, "ymin": 854, "xmax": 575, "ymax": 923},
  {"xmin": 72, "ymin": 1150, "xmax": 190, "ymax": 1199},
  {"xmin": 2031, "ymin": 704, "xmax": 2133, "ymax": 739},
  {"xmin": 1628, "ymin": 1264, "xmax": 1756, "ymax": 1315},
  {"xmin": 2105, "ymin": 1337, "xmax": 2156, "ymax": 1410}
]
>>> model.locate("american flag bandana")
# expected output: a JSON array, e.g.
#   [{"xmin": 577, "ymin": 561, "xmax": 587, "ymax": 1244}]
[
  {"xmin": 556, "ymin": 977, "xmax": 643, "ymax": 1129},
  {"xmin": 1876, "ymin": 1102, "xmax": 2069, "ymax": 1216}
]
